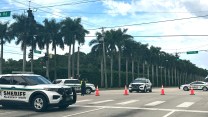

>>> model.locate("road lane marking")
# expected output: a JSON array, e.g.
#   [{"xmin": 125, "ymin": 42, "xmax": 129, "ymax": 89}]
[
  {"xmin": 90, "ymin": 100, "xmax": 114, "ymax": 104},
  {"xmin": 163, "ymin": 111, "xmax": 175, "ymax": 117},
  {"xmin": 117, "ymin": 100, "xmax": 139, "ymax": 105},
  {"xmin": 145, "ymin": 101, "xmax": 165, "ymax": 106},
  {"xmin": 176, "ymin": 102, "xmax": 194, "ymax": 108},
  {"xmin": 76, "ymin": 99, "xmax": 92, "ymax": 103},
  {"xmin": 71, "ymin": 105, "xmax": 208, "ymax": 113},
  {"xmin": 62, "ymin": 107, "xmax": 105, "ymax": 117}
]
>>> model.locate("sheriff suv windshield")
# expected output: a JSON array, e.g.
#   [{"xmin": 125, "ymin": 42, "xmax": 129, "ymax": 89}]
[{"xmin": 23, "ymin": 76, "xmax": 52, "ymax": 85}]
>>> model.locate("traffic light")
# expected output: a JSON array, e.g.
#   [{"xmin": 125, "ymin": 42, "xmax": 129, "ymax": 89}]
[{"xmin": 28, "ymin": 49, "xmax": 33, "ymax": 58}]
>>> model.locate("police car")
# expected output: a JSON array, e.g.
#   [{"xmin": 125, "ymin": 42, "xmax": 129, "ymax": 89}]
[
  {"xmin": 180, "ymin": 81, "xmax": 208, "ymax": 91},
  {"xmin": 129, "ymin": 78, "xmax": 152, "ymax": 93},
  {"xmin": 53, "ymin": 79, "xmax": 96, "ymax": 94},
  {"xmin": 0, "ymin": 74, "xmax": 76, "ymax": 112}
]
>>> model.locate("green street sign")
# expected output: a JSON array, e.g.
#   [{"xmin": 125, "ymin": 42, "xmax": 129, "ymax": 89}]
[
  {"xmin": 186, "ymin": 51, "xmax": 198, "ymax": 54},
  {"xmin": 34, "ymin": 50, "xmax": 41, "ymax": 54},
  {"xmin": 0, "ymin": 11, "xmax": 11, "ymax": 17}
]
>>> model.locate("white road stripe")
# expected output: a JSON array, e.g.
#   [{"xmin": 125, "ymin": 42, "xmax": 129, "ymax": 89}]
[
  {"xmin": 76, "ymin": 99, "xmax": 92, "ymax": 103},
  {"xmin": 163, "ymin": 111, "xmax": 175, "ymax": 117},
  {"xmin": 117, "ymin": 100, "xmax": 139, "ymax": 105},
  {"xmin": 62, "ymin": 107, "xmax": 105, "ymax": 117},
  {"xmin": 176, "ymin": 102, "xmax": 194, "ymax": 108},
  {"xmin": 71, "ymin": 105, "xmax": 208, "ymax": 113},
  {"xmin": 145, "ymin": 101, "xmax": 165, "ymax": 106},
  {"xmin": 90, "ymin": 100, "xmax": 114, "ymax": 104}
]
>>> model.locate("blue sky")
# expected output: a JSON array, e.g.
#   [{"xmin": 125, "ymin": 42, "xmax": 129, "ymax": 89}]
[{"xmin": 1, "ymin": 0, "xmax": 208, "ymax": 70}]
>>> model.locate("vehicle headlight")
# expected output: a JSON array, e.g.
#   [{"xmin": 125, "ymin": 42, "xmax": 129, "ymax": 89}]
[
  {"xmin": 44, "ymin": 88, "xmax": 59, "ymax": 92},
  {"xmin": 129, "ymin": 84, "xmax": 132, "ymax": 87}
]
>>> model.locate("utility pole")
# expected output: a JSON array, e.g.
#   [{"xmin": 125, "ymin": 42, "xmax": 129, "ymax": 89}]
[
  {"xmin": 27, "ymin": 1, "xmax": 35, "ymax": 73},
  {"xmin": 101, "ymin": 27, "xmax": 108, "ymax": 88}
]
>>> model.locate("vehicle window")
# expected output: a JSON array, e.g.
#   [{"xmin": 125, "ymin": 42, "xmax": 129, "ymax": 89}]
[
  {"xmin": 53, "ymin": 80, "xmax": 62, "ymax": 84},
  {"xmin": 133, "ymin": 79, "xmax": 146, "ymax": 83},
  {"xmin": 190, "ymin": 82, "xmax": 197, "ymax": 84},
  {"xmin": 0, "ymin": 76, "xmax": 12, "ymax": 85},
  {"xmin": 23, "ymin": 76, "xmax": 52, "ymax": 85},
  {"xmin": 64, "ymin": 80, "xmax": 80, "ymax": 84},
  {"xmin": 195, "ymin": 82, "xmax": 204, "ymax": 84},
  {"xmin": 12, "ymin": 76, "xmax": 26, "ymax": 85}
]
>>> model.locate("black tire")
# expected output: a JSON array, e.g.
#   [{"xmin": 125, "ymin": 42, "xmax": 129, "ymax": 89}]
[
  {"xmin": 59, "ymin": 104, "xmax": 70, "ymax": 109},
  {"xmin": 72, "ymin": 87, "xmax": 77, "ymax": 104},
  {"xmin": 32, "ymin": 95, "xmax": 48, "ymax": 112},
  {"xmin": 143, "ymin": 87, "xmax": 147, "ymax": 93},
  {"xmin": 202, "ymin": 87, "xmax": 208, "ymax": 91},
  {"xmin": 183, "ymin": 86, "xmax": 189, "ymax": 91},
  {"xmin": 129, "ymin": 90, "xmax": 132, "ymax": 93},
  {"xmin": 149, "ymin": 87, "xmax": 152, "ymax": 92},
  {"xmin": 86, "ymin": 88, "xmax": 92, "ymax": 94}
]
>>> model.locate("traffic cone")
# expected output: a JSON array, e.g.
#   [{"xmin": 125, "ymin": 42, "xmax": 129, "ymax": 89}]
[
  {"xmin": 161, "ymin": 85, "xmax": 165, "ymax": 95},
  {"xmin": 124, "ymin": 85, "xmax": 129, "ymax": 95},
  {"xmin": 190, "ymin": 86, "xmax": 195, "ymax": 95},
  {"xmin": 95, "ymin": 86, "xmax": 100, "ymax": 96}
]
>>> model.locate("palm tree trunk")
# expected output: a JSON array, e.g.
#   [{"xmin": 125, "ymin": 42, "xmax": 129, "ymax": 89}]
[
  {"xmin": 101, "ymin": 57, "xmax": 104, "ymax": 87},
  {"xmin": 151, "ymin": 64, "xmax": 154, "ymax": 86},
  {"xmin": 118, "ymin": 51, "xmax": 121, "ymax": 87},
  {"xmin": 147, "ymin": 64, "xmax": 149, "ymax": 79},
  {"xmin": 164, "ymin": 67, "xmax": 166, "ymax": 86},
  {"xmin": 68, "ymin": 45, "xmax": 71, "ymax": 79},
  {"xmin": 132, "ymin": 59, "xmax": 134, "ymax": 81},
  {"xmin": 156, "ymin": 65, "xmax": 159, "ymax": 87},
  {"xmin": 23, "ymin": 43, "xmax": 26, "ymax": 72},
  {"xmin": 137, "ymin": 62, "xmax": 140, "ymax": 77},
  {"xmin": 143, "ymin": 62, "xmax": 145, "ymax": 77},
  {"xmin": 72, "ymin": 43, "xmax": 75, "ymax": 79},
  {"xmin": 77, "ymin": 45, "xmax": 80, "ymax": 77},
  {"xmin": 168, "ymin": 68, "xmax": 170, "ymax": 86},
  {"xmin": 160, "ymin": 66, "xmax": 163, "ymax": 86},
  {"xmin": 110, "ymin": 55, "xmax": 113, "ymax": 87},
  {"xmin": 0, "ymin": 39, "xmax": 3, "ymax": 74},
  {"xmin": 175, "ymin": 67, "xmax": 177, "ymax": 86},
  {"xmin": 126, "ymin": 58, "xmax": 128, "ymax": 85},
  {"xmin": 54, "ymin": 46, "xmax": 57, "ymax": 80},
  {"xmin": 172, "ymin": 68, "xmax": 174, "ymax": 86},
  {"xmin": 103, "ymin": 42, "xmax": 107, "ymax": 88},
  {"xmin": 46, "ymin": 44, "xmax": 49, "ymax": 79}
]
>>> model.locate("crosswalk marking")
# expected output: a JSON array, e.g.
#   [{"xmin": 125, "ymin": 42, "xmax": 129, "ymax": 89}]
[
  {"xmin": 90, "ymin": 100, "xmax": 114, "ymax": 104},
  {"xmin": 176, "ymin": 102, "xmax": 194, "ymax": 108},
  {"xmin": 145, "ymin": 101, "xmax": 166, "ymax": 106},
  {"xmin": 77, "ymin": 99, "xmax": 92, "ymax": 103},
  {"xmin": 117, "ymin": 100, "xmax": 139, "ymax": 105}
]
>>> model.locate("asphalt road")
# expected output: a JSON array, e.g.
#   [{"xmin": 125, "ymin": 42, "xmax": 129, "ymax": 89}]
[{"xmin": 1, "ymin": 87, "xmax": 208, "ymax": 117}]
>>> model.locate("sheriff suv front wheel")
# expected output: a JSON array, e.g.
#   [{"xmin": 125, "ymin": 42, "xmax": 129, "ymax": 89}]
[{"xmin": 32, "ymin": 95, "xmax": 48, "ymax": 112}]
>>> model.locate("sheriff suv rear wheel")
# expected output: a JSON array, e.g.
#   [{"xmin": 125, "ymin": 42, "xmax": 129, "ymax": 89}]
[{"xmin": 32, "ymin": 95, "xmax": 48, "ymax": 112}]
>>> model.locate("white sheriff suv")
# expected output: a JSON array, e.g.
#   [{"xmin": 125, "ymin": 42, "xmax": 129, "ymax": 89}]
[
  {"xmin": 53, "ymin": 79, "xmax": 96, "ymax": 94},
  {"xmin": 0, "ymin": 74, "xmax": 76, "ymax": 112},
  {"xmin": 129, "ymin": 78, "xmax": 152, "ymax": 93}
]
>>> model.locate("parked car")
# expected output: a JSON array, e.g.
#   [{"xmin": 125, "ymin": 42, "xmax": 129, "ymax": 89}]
[
  {"xmin": 180, "ymin": 81, "xmax": 208, "ymax": 91},
  {"xmin": 0, "ymin": 74, "xmax": 76, "ymax": 112},
  {"xmin": 129, "ymin": 78, "xmax": 152, "ymax": 93},
  {"xmin": 53, "ymin": 79, "xmax": 96, "ymax": 94}
]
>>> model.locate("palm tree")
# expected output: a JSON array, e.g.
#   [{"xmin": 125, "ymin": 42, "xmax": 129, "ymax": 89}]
[
  {"xmin": 105, "ymin": 29, "xmax": 117, "ymax": 87},
  {"xmin": 72, "ymin": 18, "xmax": 89, "ymax": 79},
  {"xmin": 0, "ymin": 21, "xmax": 12, "ymax": 74},
  {"xmin": 9, "ymin": 14, "xmax": 32, "ymax": 72},
  {"xmin": 60, "ymin": 17, "xmax": 75, "ymax": 78},
  {"xmin": 115, "ymin": 28, "xmax": 133, "ymax": 87},
  {"xmin": 89, "ymin": 32, "xmax": 104, "ymax": 87},
  {"xmin": 43, "ymin": 18, "xmax": 64, "ymax": 80}
]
